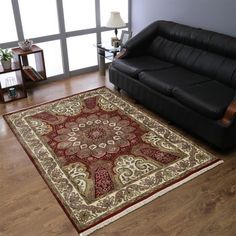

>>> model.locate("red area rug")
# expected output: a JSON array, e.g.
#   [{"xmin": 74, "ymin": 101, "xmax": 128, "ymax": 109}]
[{"xmin": 4, "ymin": 87, "xmax": 223, "ymax": 235}]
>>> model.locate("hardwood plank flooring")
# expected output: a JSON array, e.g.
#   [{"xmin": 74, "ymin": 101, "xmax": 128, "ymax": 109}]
[{"xmin": 0, "ymin": 71, "xmax": 235, "ymax": 236}]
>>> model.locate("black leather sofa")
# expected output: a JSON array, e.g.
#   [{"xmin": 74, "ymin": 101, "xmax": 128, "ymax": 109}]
[{"xmin": 109, "ymin": 20, "xmax": 236, "ymax": 149}]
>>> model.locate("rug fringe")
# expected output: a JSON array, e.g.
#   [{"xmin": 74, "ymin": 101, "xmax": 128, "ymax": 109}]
[{"xmin": 80, "ymin": 160, "xmax": 223, "ymax": 235}]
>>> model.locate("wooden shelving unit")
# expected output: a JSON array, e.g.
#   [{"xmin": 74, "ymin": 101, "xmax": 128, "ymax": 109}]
[
  {"xmin": 12, "ymin": 45, "xmax": 47, "ymax": 82},
  {"xmin": 0, "ymin": 45, "xmax": 47, "ymax": 103}
]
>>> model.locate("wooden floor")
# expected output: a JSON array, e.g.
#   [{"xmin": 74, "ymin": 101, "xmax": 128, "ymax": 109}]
[{"xmin": 0, "ymin": 71, "xmax": 236, "ymax": 236}]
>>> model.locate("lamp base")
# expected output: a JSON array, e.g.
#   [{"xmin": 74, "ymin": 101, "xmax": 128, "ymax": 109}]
[{"xmin": 111, "ymin": 37, "xmax": 120, "ymax": 47}]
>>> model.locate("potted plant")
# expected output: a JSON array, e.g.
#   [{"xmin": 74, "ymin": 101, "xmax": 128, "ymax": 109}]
[{"xmin": 0, "ymin": 48, "xmax": 13, "ymax": 70}]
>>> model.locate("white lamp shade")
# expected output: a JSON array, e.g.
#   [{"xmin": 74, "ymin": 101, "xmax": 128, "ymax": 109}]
[{"xmin": 106, "ymin": 11, "xmax": 126, "ymax": 28}]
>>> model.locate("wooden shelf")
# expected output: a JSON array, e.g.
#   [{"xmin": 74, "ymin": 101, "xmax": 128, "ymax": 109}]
[
  {"xmin": 11, "ymin": 45, "xmax": 43, "ymax": 56},
  {"xmin": 0, "ymin": 62, "xmax": 21, "ymax": 74},
  {"xmin": 0, "ymin": 44, "xmax": 46, "ymax": 103},
  {"xmin": 1, "ymin": 88, "xmax": 27, "ymax": 103}
]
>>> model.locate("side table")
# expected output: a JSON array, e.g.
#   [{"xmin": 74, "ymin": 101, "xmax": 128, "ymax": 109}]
[{"xmin": 96, "ymin": 43, "xmax": 120, "ymax": 76}]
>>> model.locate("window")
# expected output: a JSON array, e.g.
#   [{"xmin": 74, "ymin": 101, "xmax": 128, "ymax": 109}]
[
  {"xmin": 18, "ymin": 0, "xmax": 59, "ymax": 38},
  {"xmin": 67, "ymin": 34, "xmax": 97, "ymax": 71},
  {"xmin": 0, "ymin": 0, "xmax": 130, "ymax": 78},
  {"xmin": 37, "ymin": 41, "xmax": 64, "ymax": 77},
  {"xmin": 63, "ymin": 0, "xmax": 96, "ymax": 32},
  {"xmin": 0, "ymin": 0, "xmax": 18, "ymax": 43},
  {"xmin": 25, "ymin": 41, "xmax": 63, "ymax": 77}
]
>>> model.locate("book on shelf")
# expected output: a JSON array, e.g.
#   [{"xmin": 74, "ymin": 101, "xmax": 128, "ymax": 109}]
[{"xmin": 23, "ymin": 66, "xmax": 45, "ymax": 81}]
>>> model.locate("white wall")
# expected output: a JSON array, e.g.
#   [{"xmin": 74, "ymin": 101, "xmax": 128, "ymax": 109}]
[{"xmin": 131, "ymin": 0, "xmax": 236, "ymax": 37}]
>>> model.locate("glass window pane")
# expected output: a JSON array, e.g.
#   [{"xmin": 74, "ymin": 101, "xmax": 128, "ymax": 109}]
[
  {"xmin": 63, "ymin": 0, "xmax": 96, "ymax": 32},
  {"xmin": 29, "ymin": 41, "xmax": 63, "ymax": 77},
  {"xmin": 18, "ymin": 0, "xmax": 59, "ymax": 38},
  {"xmin": 100, "ymin": 0, "xmax": 128, "ymax": 27},
  {"xmin": 67, "ymin": 34, "xmax": 97, "ymax": 71},
  {"xmin": 101, "ymin": 30, "xmax": 116, "ymax": 44},
  {"xmin": 0, "ymin": 0, "xmax": 17, "ymax": 43}
]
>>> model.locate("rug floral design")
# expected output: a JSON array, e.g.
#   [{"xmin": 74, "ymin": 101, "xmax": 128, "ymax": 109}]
[{"xmin": 4, "ymin": 87, "xmax": 223, "ymax": 235}]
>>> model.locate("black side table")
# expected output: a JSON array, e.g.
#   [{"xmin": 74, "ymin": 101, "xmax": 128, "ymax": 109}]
[{"xmin": 96, "ymin": 42, "xmax": 120, "ymax": 75}]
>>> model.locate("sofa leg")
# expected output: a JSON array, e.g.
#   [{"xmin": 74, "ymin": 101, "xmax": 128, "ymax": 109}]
[
  {"xmin": 166, "ymin": 120, "xmax": 173, "ymax": 125},
  {"xmin": 114, "ymin": 86, "xmax": 121, "ymax": 92}
]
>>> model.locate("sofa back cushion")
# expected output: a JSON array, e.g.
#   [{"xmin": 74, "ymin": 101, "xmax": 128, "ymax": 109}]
[{"xmin": 148, "ymin": 21, "xmax": 236, "ymax": 88}]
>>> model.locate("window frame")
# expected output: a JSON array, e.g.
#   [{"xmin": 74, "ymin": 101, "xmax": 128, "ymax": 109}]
[{"xmin": 0, "ymin": 0, "xmax": 131, "ymax": 80}]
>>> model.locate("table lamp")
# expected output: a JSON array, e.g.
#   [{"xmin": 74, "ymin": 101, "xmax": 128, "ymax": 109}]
[{"xmin": 106, "ymin": 11, "xmax": 126, "ymax": 46}]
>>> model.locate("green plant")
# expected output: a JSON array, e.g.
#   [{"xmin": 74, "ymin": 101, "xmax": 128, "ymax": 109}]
[{"xmin": 0, "ymin": 48, "xmax": 13, "ymax": 61}]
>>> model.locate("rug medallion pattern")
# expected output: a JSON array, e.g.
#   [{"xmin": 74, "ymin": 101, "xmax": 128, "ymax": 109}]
[{"xmin": 4, "ymin": 88, "xmax": 222, "ymax": 235}]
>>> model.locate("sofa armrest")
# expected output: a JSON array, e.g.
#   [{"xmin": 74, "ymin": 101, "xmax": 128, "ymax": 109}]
[
  {"xmin": 114, "ymin": 48, "xmax": 127, "ymax": 60},
  {"xmin": 221, "ymin": 100, "xmax": 236, "ymax": 124},
  {"xmin": 121, "ymin": 21, "xmax": 160, "ymax": 58}
]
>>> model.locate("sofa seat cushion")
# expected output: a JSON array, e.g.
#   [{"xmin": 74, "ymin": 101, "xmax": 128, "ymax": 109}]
[
  {"xmin": 172, "ymin": 80, "xmax": 235, "ymax": 119},
  {"xmin": 112, "ymin": 55, "xmax": 174, "ymax": 78},
  {"xmin": 139, "ymin": 67, "xmax": 211, "ymax": 96}
]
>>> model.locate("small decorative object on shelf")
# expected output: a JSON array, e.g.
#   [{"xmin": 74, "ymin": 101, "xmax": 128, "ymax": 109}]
[
  {"xmin": 5, "ymin": 77, "xmax": 17, "ymax": 87},
  {"xmin": 4, "ymin": 77, "xmax": 17, "ymax": 99},
  {"xmin": 0, "ymin": 48, "xmax": 13, "ymax": 70},
  {"xmin": 8, "ymin": 87, "xmax": 17, "ymax": 98},
  {"xmin": 111, "ymin": 37, "xmax": 118, "ymax": 47},
  {"xmin": 18, "ymin": 39, "xmax": 33, "ymax": 51},
  {"xmin": 120, "ymin": 30, "xmax": 132, "ymax": 48},
  {"xmin": 113, "ymin": 40, "xmax": 120, "ymax": 48}
]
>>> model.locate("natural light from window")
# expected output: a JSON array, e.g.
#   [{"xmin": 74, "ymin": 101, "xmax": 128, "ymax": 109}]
[
  {"xmin": 63, "ymin": 0, "xmax": 96, "ymax": 32},
  {"xmin": 18, "ymin": 0, "xmax": 59, "ymax": 38},
  {"xmin": 67, "ymin": 34, "xmax": 97, "ymax": 71},
  {"xmin": 0, "ymin": 0, "xmax": 18, "ymax": 43},
  {"xmin": 37, "ymin": 41, "xmax": 64, "ymax": 77}
]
